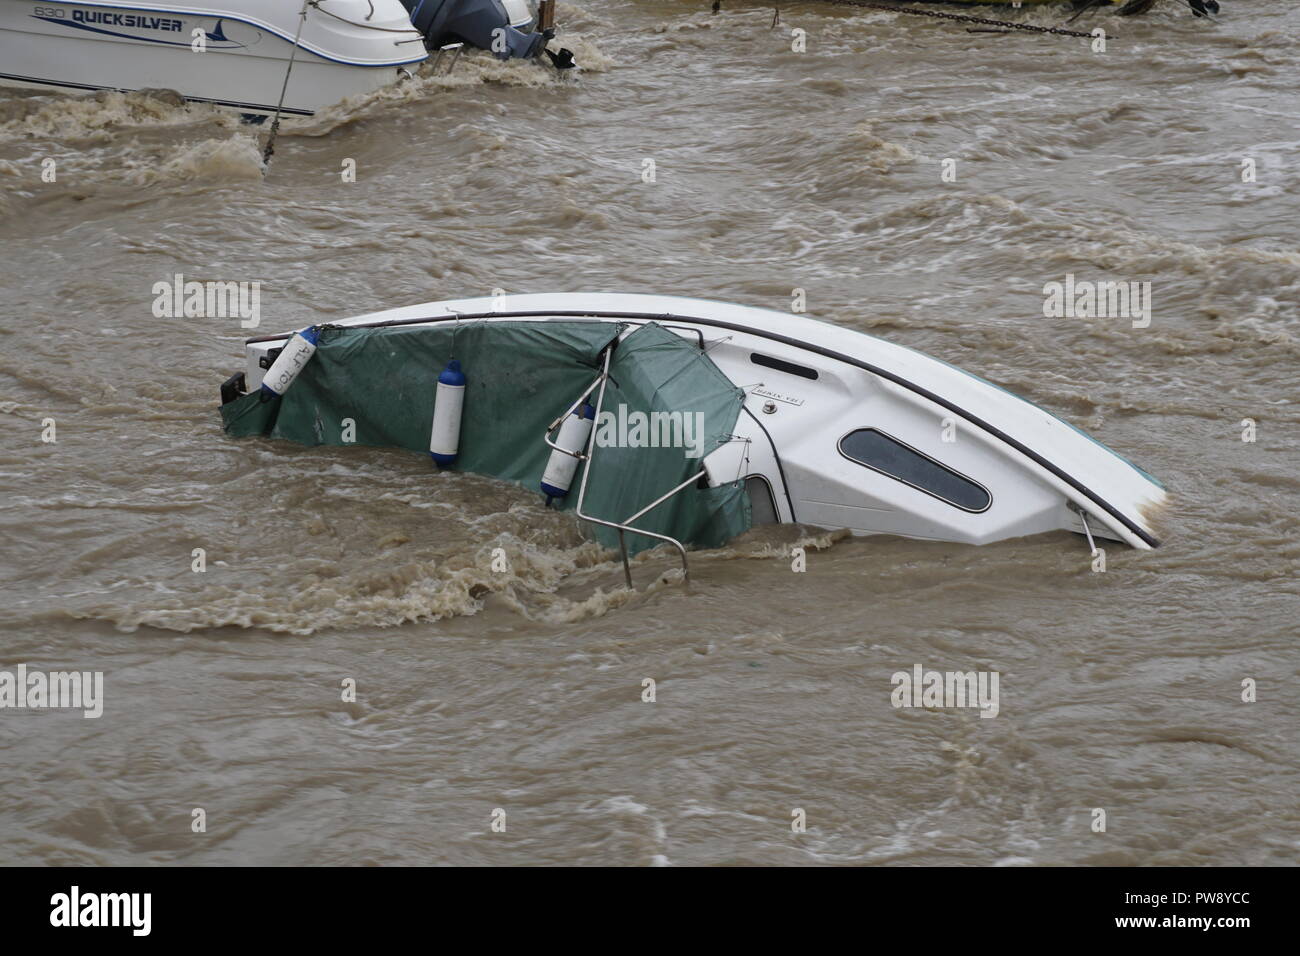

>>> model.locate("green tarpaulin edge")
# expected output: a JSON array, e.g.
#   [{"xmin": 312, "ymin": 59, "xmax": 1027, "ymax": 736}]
[
  {"xmin": 580, "ymin": 322, "xmax": 750, "ymax": 554},
  {"xmin": 220, "ymin": 320, "xmax": 751, "ymax": 556}
]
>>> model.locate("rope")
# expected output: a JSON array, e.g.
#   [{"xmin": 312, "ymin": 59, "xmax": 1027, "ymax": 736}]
[
  {"xmin": 259, "ymin": 0, "xmax": 429, "ymax": 168},
  {"xmin": 261, "ymin": 1, "xmax": 312, "ymax": 168},
  {"xmin": 771, "ymin": 1, "xmax": 1114, "ymax": 40}
]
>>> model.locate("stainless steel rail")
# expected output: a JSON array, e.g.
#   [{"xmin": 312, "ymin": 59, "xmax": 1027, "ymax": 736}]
[{"xmin": 560, "ymin": 345, "xmax": 699, "ymax": 588}]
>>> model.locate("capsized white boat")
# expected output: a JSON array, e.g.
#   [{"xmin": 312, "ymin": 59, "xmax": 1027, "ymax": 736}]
[
  {"xmin": 0, "ymin": 0, "xmax": 563, "ymax": 116},
  {"xmin": 220, "ymin": 294, "xmax": 1169, "ymax": 577}
]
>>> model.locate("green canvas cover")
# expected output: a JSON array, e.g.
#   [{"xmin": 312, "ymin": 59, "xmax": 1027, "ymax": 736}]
[
  {"xmin": 220, "ymin": 319, "xmax": 751, "ymax": 556},
  {"xmin": 580, "ymin": 322, "xmax": 750, "ymax": 553}
]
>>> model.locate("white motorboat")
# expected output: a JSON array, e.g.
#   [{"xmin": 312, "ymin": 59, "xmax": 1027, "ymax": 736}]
[
  {"xmin": 0, "ymin": 0, "xmax": 561, "ymax": 116},
  {"xmin": 220, "ymin": 294, "xmax": 1169, "ymax": 579}
]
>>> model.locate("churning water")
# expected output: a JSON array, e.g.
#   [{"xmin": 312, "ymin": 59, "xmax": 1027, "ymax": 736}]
[{"xmin": 0, "ymin": 1, "xmax": 1296, "ymax": 865}]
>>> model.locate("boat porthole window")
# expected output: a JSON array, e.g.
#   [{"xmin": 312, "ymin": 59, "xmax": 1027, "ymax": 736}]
[
  {"xmin": 744, "ymin": 475, "xmax": 779, "ymax": 525},
  {"xmin": 838, "ymin": 429, "xmax": 991, "ymax": 513}
]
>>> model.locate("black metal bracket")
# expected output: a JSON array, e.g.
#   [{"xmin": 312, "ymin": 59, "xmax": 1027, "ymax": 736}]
[{"xmin": 220, "ymin": 371, "xmax": 247, "ymax": 406}]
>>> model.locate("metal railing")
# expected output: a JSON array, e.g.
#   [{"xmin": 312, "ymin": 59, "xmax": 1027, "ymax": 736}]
[{"xmin": 545, "ymin": 345, "xmax": 701, "ymax": 588}]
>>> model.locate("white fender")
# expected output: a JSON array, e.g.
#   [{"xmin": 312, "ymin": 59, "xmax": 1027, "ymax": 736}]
[
  {"xmin": 430, "ymin": 359, "xmax": 466, "ymax": 466},
  {"xmin": 541, "ymin": 402, "xmax": 595, "ymax": 499},
  {"xmin": 260, "ymin": 326, "xmax": 320, "ymax": 396}
]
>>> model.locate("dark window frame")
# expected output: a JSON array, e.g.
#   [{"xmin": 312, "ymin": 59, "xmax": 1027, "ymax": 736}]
[
  {"xmin": 837, "ymin": 428, "xmax": 992, "ymax": 514},
  {"xmin": 743, "ymin": 474, "xmax": 780, "ymax": 525},
  {"xmin": 749, "ymin": 352, "xmax": 819, "ymax": 380}
]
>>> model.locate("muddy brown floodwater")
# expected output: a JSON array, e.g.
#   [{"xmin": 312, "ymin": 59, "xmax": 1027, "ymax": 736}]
[{"xmin": 0, "ymin": 1, "xmax": 1296, "ymax": 865}]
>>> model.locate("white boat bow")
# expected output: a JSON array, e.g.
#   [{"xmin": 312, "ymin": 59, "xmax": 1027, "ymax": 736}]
[{"xmin": 229, "ymin": 293, "xmax": 1170, "ymax": 553}]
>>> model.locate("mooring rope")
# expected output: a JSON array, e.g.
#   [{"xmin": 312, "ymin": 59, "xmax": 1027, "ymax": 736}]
[
  {"xmin": 769, "ymin": 1, "xmax": 1114, "ymax": 40},
  {"xmin": 261, "ymin": 0, "xmax": 312, "ymax": 168},
  {"xmin": 260, "ymin": 0, "xmax": 430, "ymax": 169}
]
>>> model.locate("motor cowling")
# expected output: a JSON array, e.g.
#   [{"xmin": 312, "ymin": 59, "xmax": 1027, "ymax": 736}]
[{"xmin": 399, "ymin": 0, "xmax": 546, "ymax": 59}]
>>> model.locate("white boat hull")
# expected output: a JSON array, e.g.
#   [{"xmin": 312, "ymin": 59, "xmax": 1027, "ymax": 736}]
[
  {"xmin": 0, "ymin": 1, "xmax": 427, "ymax": 114},
  {"xmin": 231, "ymin": 294, "xmax": 1170, "ymax": 553}
]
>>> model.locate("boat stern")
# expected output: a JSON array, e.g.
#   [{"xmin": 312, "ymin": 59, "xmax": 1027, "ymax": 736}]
[{"xmin": 401, "ymin": 0, "xmax": 566, "ymax": 62}]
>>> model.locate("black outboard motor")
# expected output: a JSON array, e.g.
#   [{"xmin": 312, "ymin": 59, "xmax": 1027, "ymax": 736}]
[{"xmin": 400, "ymin": 0, "xmax": 547, "ymax": 59}]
